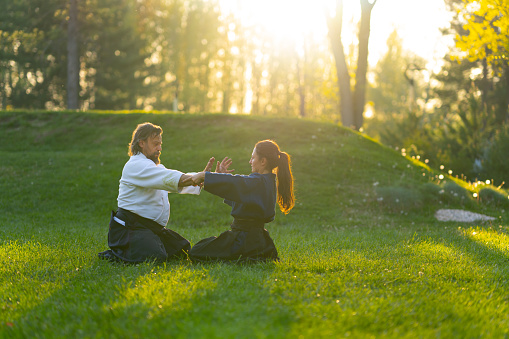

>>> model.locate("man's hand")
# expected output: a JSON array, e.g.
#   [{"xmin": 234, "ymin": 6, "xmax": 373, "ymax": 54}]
[
  {"xmin": 182, "ymin": 172, "xmax": 205, "ymax": 186},
  {"xmin": 178, "ymin": 173, "xmax": 193, "ymax": 187},
  {"xmin": 215, "ymin": 157, "xmax": 234, "ymax": 174}
]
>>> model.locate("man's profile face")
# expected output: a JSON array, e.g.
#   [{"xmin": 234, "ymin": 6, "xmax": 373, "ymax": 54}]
[{"xmin": 139, "ymin": 134, "xmax": 162, "ymax": 164}]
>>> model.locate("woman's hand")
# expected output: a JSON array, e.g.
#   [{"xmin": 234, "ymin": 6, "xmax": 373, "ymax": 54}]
[
  {"xmin": 182, "ymin": 157, "xmax": 233, "ymax": 186},
  {"xmin": 215, "ymin": 157, "xmax": 234, "ymax": 174}
]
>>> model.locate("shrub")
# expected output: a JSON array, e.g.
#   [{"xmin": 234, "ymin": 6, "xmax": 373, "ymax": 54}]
[
  {"xmin": 478, "ymin": 187, "xmax": 509, "ymax": 207},
  {"xmin": 484, "ymin": 126, "xmax": 509, "ymax": 186},
  {"xmin": 419, "ymin": 181, "xmax": 475, "ymax": 208},
  {"xmin": 420, "ymin": 182, "xmax": 442, "ymax": 204},
  {"xmin": 375, "ymin": 186, "xmax": 423, "ymax": 212},
  {"xmin": 441, "ymin": 181, "xmax": 474, "ymax": 207}
]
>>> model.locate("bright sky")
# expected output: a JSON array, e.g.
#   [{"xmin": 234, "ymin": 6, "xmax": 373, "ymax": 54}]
[
  {"xmin": 219, "ymin": 0, "xmax": 454, "ymax": 71},
  {"xmin": 370, "ymin": 0, "xmax": 454, "ymax": 70}
]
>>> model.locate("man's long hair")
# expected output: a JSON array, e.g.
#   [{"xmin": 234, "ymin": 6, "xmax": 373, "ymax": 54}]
[{"xmin": 128, "ymin": 122, "xmax": 163, "ymax": 156}]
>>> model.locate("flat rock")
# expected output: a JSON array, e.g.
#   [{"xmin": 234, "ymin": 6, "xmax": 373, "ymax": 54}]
[{"xmin": 435, "ymin": 209, "xmax": 496, "ymax": 222}]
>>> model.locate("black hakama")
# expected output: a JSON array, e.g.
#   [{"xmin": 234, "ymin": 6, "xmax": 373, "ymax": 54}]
[
  {"xmin": 190, "ymin": 219, "xmax": 278, "ymax": 262},
  {"xmin": 102, "ymin": 208, "xmax": 190, "ymax": 263}
]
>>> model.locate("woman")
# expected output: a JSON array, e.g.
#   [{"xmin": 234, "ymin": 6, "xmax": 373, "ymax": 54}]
[{"xmin": 186, "ymin": 140, "xmax": 295, "ymax": 262}]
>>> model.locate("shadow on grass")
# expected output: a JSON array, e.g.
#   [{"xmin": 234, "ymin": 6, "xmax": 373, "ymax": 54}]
[
  {"xmin": 441, "ymin": 222, "xmax": 509, "ymax": 273},
  {"xmin": 136, "ymin": 262, "xmax": 295, "ymax": 338},
  {"xmin": 1, "ymin": 259, "xmax": 191, "ymax": 337},
  {"xmin": 2, "ymin": 255, "xmax": 295, "ymax": 338}
]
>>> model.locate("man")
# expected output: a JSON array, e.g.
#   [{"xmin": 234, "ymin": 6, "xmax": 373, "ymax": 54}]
[{"xmin": 98, "ymin": 122, "xmax": 213, "ymax": 263}]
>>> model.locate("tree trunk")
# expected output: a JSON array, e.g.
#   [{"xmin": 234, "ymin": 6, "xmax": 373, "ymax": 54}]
[
  {"xmin": 353, "ymin": 0, "xmax": 376, "ymax": 129},
  {"xmin": 297, "ymin": 58, "xmax": 306, "ymax": 118},
  {"xmin": 506, "ymin": 65, "xmax": 509, "ymax": 122},
  {"xmin": 481, "ymin": 57, "xmax": 489, "ymax": 130},
  {"xmin": 327, "ymin": 0, "xmax": 355, "ymax": 128},
  {"xmin": 67, "ymin": 0, "xmax": 79, "ymax": 110}
]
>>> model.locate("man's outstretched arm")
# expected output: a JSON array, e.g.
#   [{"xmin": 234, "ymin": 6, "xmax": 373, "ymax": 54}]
[{"xmin": 178, "ymin": 157, "xmax": 216, "ymax": 187}]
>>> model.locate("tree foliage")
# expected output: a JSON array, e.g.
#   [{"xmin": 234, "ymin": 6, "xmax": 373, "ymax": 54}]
[
  {"xmin": 363, "ymin": 0, "xmax": 509, "ymax": 184},
  {"xmin": 0, "ymin": 0, "xmax": 67, "ymax": 109},
  {"xmin": 0, "ymin": 0, "xmax": 341, "ymax": 115},
  {"xmin": 453, "ymin": 0, "xmax": 509, "ymax": 72},
  {"xmin": 363, "ymin": 30, "xmax": 428, "ymax": 149}
]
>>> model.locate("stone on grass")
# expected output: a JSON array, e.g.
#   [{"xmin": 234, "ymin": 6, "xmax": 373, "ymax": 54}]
[{"xmin": 435, "ymin": 209, "xmax": 496, "ymax": 222}]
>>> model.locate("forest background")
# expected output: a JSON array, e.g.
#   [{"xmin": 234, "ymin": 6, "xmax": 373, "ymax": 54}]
[{"xmin": 1, "ymin": 0, "xmax": 508, "ymax": 185}]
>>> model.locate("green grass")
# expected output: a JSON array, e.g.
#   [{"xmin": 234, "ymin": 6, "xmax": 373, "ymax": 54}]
[{"xmin": 1, "ymin": 111, "xmax": 509, "ymax": 338}]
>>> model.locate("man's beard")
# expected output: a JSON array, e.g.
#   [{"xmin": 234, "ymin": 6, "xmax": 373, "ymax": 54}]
[{"xmin": 148, "ymin": 152, "xmax": 160, "ymax": 165}]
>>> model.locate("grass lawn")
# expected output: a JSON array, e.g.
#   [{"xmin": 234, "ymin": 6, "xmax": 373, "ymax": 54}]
[{"xmin": 1, "ymin": 111, "xmax": 509, "ymax": 338}]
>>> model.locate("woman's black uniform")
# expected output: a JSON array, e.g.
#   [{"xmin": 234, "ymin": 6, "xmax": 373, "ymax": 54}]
[{"xmin": 189, "ymin": 172, "xmax": 279, "ymax": 262}]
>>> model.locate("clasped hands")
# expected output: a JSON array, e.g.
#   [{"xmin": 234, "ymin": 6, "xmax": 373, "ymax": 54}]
[{"xmin": 183, "ymin": 156, "xmax": 234, "ymax": 186}]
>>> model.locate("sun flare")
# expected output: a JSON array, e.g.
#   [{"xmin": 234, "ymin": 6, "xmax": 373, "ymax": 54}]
[
  {"xmin": 219, "ymin": 0, "xmax": 329, "ymax": 45},
  {"xmin": 219, "ymin": 0, "xmax": 453, "ymax": 66}
]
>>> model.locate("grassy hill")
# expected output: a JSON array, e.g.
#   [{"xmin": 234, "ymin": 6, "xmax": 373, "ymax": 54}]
[{"xmin": 1, "ymin": 111, "xmax": 509, "ymax": 338}]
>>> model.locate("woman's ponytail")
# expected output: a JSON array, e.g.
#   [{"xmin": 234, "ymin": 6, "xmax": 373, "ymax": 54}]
[{"xmin": 276, "ymin": 151, "xmax": 294, "ymax": 214}]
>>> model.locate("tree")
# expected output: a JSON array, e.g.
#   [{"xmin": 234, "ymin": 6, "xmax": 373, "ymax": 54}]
[
  {"xmin": 326, "ymin": 0, "xmax": 354, "ymax": 128},
  {"xmin": 376, "ymin": 0, "xmax": 509, "ymax": 183},
  {"xmin": 171, "ymin": 0, "xmax": 223, "ymax": 112},
  {"xmin": 453, "ymin": 0, "xmax": 509, "ymax": 116},
  {"xmin": 67, "ymin": 0, "xmax": 79, "ymax": 109},
  {"xmin": 80, "ymin": 0, "xmax": 150, "ymax": 110},
  {"xmin": 353, "ymin": 0, "xmax": 377, "ymax": 129},
  {"xmin": 215, "ymin": 14, "xmax": 247, "ymax": 114},
  {"xmin": 383, "ymin": 0, "xmax": 509, "ymax": 183},
  {"xmin": 363, "ymin": 30, "xmax": 428, "ymax": 145},
  {"xmin": 326, "ymin": 0, "xmax": 377, "ymax": 130},
  {"xmin": 134, "ymin": 0, "xmax": 185, "ymax": 111},
  {"xmin": 368, "ymin": 30, "xmax": 418, "ymax": 116},
  {"xmin": 0, "ymin": 0, "xmax": 68, "ymax": 109},
  {"xmin": 454, "ymin": 0, "xmax": 509, "ymax": 72}
]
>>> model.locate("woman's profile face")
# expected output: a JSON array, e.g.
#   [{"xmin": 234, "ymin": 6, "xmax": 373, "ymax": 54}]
[{"xmin": 249, "ymin": 147, "xmax": 264, "ymax": 173}]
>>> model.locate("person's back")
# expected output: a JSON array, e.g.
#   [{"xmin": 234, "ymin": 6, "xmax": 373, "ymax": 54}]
[{"xmin": 204, "ymin": 172, "xmax": 277, "ymax": 222}]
